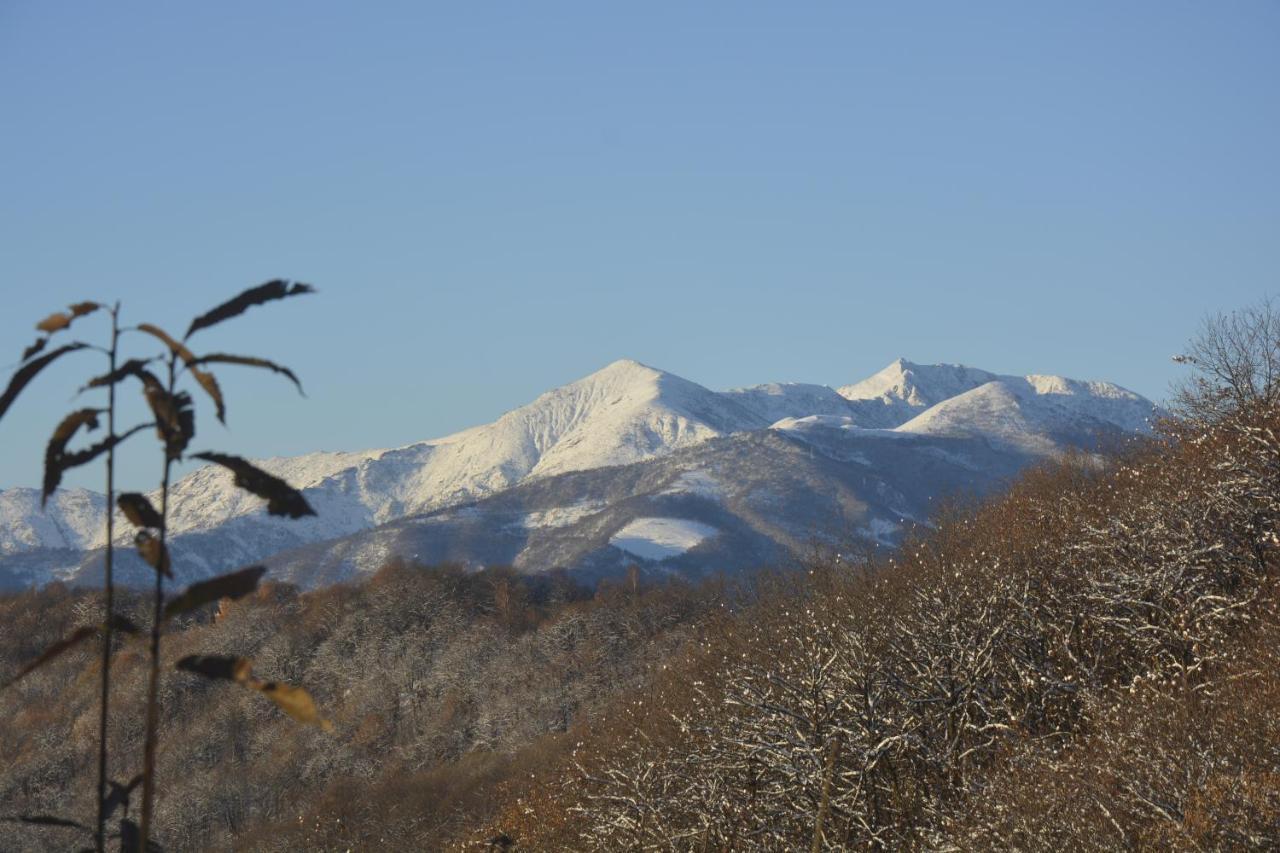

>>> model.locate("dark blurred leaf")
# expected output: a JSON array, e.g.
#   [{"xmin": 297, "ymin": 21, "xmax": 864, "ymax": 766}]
[
  {"xmin": 44, "ymin": 423, "xmax": 153, "ymax": 505},
  {"xmin": 69, "ymin": 301, "xmax": 100, "ymax": 318},
  {"xmin": 101, "ymin": 775, "xmax": 143, "ymax": 821},
  {"xmin": 81, "ymin": 359, "xmax": 156, "ymax": 393},
  {"xmin": 20, "ymin": 336, "xmax": 47, "ymax": 362},
  {"xmin": 42, "ymin": 408, "xmax": 103, "ymax": 503},
  {"xmin": 164, "ymin": 566, "xmax": 266, "ymax": 621},
  {"xmin": 187, "ymin": 353, "xmax": 305, "ymax": 396},
  {"xmin": 144, "ymin": 385, "xmax": 194, "ymax": 460},
  {"xmin": 136, "ymin": 323, "xmax": 225, "ymax": 423},
  {"xmin": 117, "ymin": 817, "xmax": 162, "ymax": 852},
  {"xmin": 191, "ymin": 452, "xmax": 315, "ymax": 518},
  {"xmin": 117, "ymin": 493, "xmax": 163, "ymax": 529},
  {"xmin": 134, "ymin": 532, "xmax": 172, "ymax": 578},
  {"xmin": 0, "ymin": 813, "xmax": 89, "ymax": 830},
  {"xmin": 109, "ymin": 613, "xmax": 143, "ymax": 636},
  {"xmin": 3, "ymin": 625, "xmax": 99, "ymax": 688},
  {"xmin": 0, "ymin": 343, "xmax": 88, "ymax": 422},
  {"xmin": 176, "ymin": 654, "xmax": 252, "ymax": 683},
  {"xmin": 185, "ymin": 279, "xmax": 314, "ymax": 339}
]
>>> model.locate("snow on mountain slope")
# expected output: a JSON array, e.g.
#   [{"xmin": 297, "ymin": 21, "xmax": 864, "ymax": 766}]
[
  {"xmin": 0, "ymin": 488, "xmax": 105, "ymax": 554},
  {"xmin": 837, "ymin": 359, "xmax": 1000, "ymax": 427},
  {"xmin": 115, "ymin": 359, "xmax": 762, "ymax": 546},
  {"xmin": 721, "ymin": 382, "xmax": 857, "ymax": 425},
  {"xmin": 896, "ymin": 375, "xmax": 1159, "ymax": 450},
  {"xmin": 1, "ymin": 356, "xmax": 1163, "ymax": 590}
]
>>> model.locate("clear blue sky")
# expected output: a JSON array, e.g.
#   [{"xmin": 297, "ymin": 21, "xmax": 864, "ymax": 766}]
[{"xmin": 2, "ymin": 1, "xmax": 1277, "ymax": 492}]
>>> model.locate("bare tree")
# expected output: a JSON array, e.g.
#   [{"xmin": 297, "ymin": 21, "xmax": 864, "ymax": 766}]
[{"xmin": 1173, "ymin": 295, "xmax": 1280, "ymax": 421}]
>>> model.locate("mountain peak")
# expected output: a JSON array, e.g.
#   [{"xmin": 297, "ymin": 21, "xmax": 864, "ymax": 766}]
[{"xmin": 838, "ymin": 359, "xmax": 997, "ymax": 408}]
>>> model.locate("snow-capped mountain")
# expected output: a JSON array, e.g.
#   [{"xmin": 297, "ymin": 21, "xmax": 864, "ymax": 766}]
[
  {"xmin": 0, "ymin": 358, "xmax": 1163, "ymax": 590},
  {"xmin": 0, "ymin": 488, "xmax": 106, "ymax": 553}
]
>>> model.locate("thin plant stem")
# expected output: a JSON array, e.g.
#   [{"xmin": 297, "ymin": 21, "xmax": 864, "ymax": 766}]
[
  {"xmin": 139, "ymin": 350, "xmax": 176, "ymax": 847},
  {"xmin": 94, "ymin": 302, "xmax": 120, "ymax": 853}
]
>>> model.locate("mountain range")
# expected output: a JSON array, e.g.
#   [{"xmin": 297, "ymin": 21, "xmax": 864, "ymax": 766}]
[{"xmin": 0, "ymin": 358, "xmax": 1161, "ymax": 590}]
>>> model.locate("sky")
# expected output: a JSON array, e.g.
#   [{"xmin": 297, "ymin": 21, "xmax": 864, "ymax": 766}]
[{"xmin": 1, "ymin": 1, "xmax": 1278, "ymax": 492}]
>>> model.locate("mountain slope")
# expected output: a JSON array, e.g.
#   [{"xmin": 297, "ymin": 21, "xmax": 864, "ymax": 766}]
[{"xmin": 0, "ymin": 488, "xmax": 106, "ymax": 553}]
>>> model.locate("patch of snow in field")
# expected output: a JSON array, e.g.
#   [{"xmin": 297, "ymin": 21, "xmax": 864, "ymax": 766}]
[{"xmin": 610, "ymin": 517, "xmax": 719, "ymax": 560}]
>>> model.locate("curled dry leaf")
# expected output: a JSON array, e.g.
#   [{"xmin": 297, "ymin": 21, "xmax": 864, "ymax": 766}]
[
  {"xmin": 251, "ymin": 680, "xmax": 334, "ymax": 731},
  {"xmin": 136, "ymin": 323, "xmax": 225, "ymax": 423},
  {"xmin": 191, "ymin": 452, "xmax": 315, "ymax": 518},
  {"xmin": 35, "ymin": 302, "xmax": 98, "ymax": 335},
  {"xmin": 43, "ymin": 423, "xmax": 153, "ymax": 506},
  {"xmin": 36, "ymin": 312, "xmax": 72, "ymax": 334},
  {"xmin": 3, "ymin": 625, "xmax": 99, "ymax": 688},
  {"xmin": 145, "ymin": 387, "xmax": 194, "ymax": 461},
  {"xmin": 0, "ymin": 343, "xmax": 89, "ymax": 422},
  {"xmin": 185, "ymin": 279, "xmax": 314, "ymax": 339},
  {"xmin": 187, "ymin": 353, "xmax": 305, "ymax": 396},
  {"xmin": 164, "ymin": 565, "xmax": 266, "ymax": 621},
  {"xmin": 175, "ymin": 654, "xmax": 333, "ymax": 730},
  {"xmin": 80, "ymin": 359, "xmax": 156, "ymax": 393},
  {"xmin": 42, "ymin": 408, "xmax": 102, "ymax": 503},
  {"xmin": 134, "ymin": 531, "xmax": 172, "ymax": 578},
  {"xmin": 117, "ymin": 493, "xmax": 163, "ymax": 529}
]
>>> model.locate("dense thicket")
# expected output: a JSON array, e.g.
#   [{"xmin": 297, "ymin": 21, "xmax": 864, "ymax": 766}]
[
  {"xmin": 0, "ymin": 564, "xmax": 727, "ymax": 850},
  {"xmin": 468, "ymin": 406, "xmax": 1280, "ymax": 850}
]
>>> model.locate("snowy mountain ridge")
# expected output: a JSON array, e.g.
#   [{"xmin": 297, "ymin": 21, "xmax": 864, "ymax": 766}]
[{"xmin": 0, "ymin": 357, "xmax": 1161, "ymax": 588}]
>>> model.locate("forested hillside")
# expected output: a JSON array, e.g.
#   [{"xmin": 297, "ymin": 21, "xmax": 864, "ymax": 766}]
[
  {"xmin": 472, "ymin": 404, "xmax": 1280, "ymax": 849},
  {"xmin": 0, "ymin": 565, "xmax": 730, "ymax": 850}
]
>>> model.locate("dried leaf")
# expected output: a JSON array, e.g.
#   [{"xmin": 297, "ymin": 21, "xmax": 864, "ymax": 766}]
[
  {"xmin": 21, "ymin": 337, "xmax": 47, "ymax": 362},
  {"xmin": 176, "ymin": 654, "xmax": 253, "ymax": 683},
  {"xmin": 80, "ymin": 359, "xmax": 156, "ymax": 393},
  {"xmin": 164, "ymin": 566, "xmax": 266, "ymax": 621},
  {"xmin": 187, "ymin": 353, "xmax": 305, "ymax": 396},
  {"xmin": 69, "ymin": 301, "xmax": 100, "ymax": 318},
  {"xmin": 251, "ymin": 680, "xmax": 333, "ymax": 730},
  {"xmin": 144, "ymin": 386, "xmax": 194, "ymax": 460},
  {"xmin": 117, "ymin": 493, "xmax": 163, "ymax": 529},
  {"xmin": 42, "ymin": 409, "xmax": 103, "ymax": 503},
  {"xmin": 44, "ymin": 423, "xmax": 153, "ymax": 505},
  {"xmin": 191, "ymin": 452, "xmax": 315, "ymax": 518},
  {"xmin": 0, "ymin": 343, "xmax": 88, "ymax": 422},
  {"xmin": 3, "ymin": 626, "xmax": 99, "ymax": 688},
  {"xmin": 136, "ymin": 323, "xmax": 225, "ymax": 423},
  {"xmin": 36, "ymin": 312, "xmax": 72, "ymax": 333},
  {"xmin": 185, "ymin": 279, "xmax": 314, "ymax": 339},
  {"xmin": 134, "ymin": 531, "xmax": 172, "ymax": 578}
]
